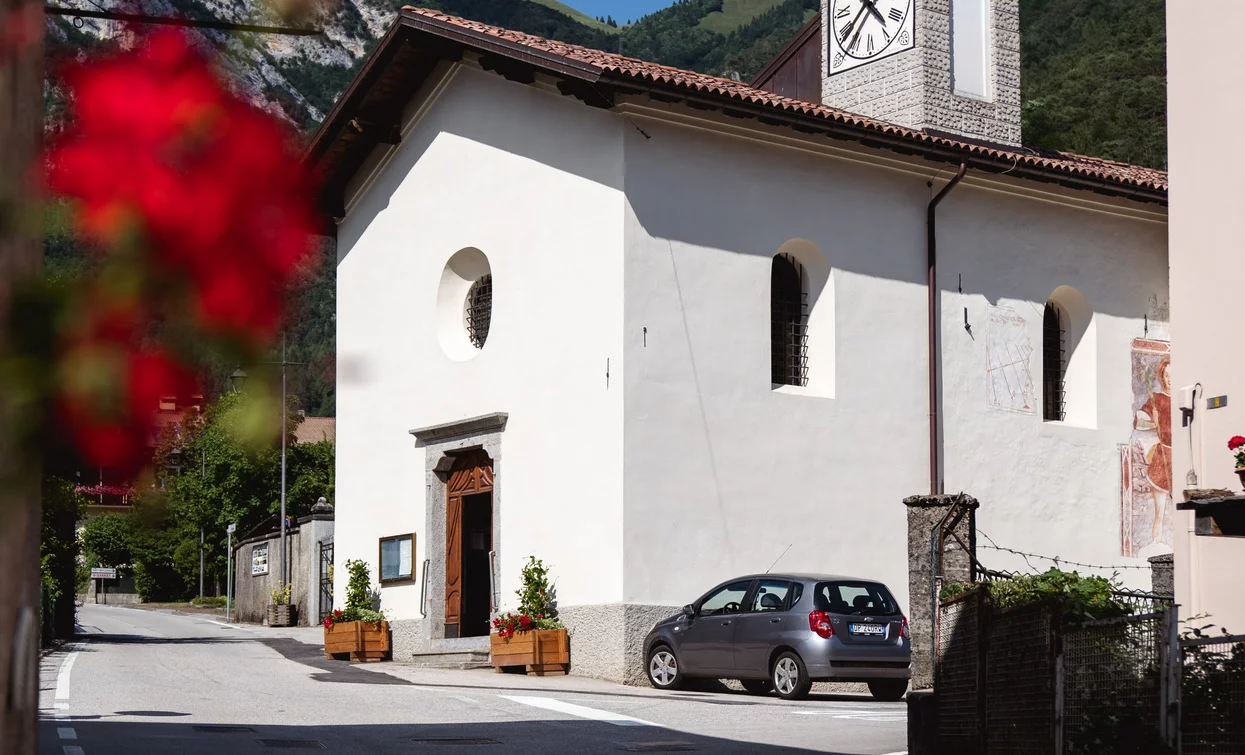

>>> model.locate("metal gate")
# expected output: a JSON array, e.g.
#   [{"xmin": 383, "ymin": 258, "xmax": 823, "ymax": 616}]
[{"xmin": 318, "ymin": 541, "xmax": 333, "ymax": 623}]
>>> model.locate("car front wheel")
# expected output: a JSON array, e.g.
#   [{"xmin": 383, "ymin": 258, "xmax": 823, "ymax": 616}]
[
  {"xmin": 647, "ymin": 646, "xmax": 683, "ymax": 690},
  {"xmin": 772, "ymin": 652, "xmax": 812, "ymax": 700},
  {"xmin": 867, "ymin": 679, "xmax": 908, "ymax": 702}
]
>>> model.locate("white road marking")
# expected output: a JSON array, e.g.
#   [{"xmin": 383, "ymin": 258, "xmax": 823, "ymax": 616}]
[
  {"xmin": 57, "ymin": 727, "xmax": 77, "ymax": 740},
  {"xmin": 791, "ymin": 709, "xmax": 907, "ymax": 722},
  {"xmin": 54, "ymin": 648, "xmax": 80, "ymax": 704},
  {"xmin": 449, "ymin": 695, "xmax": 478, "ymax": 705},
  {"xmin": 63, "ymin": 747, "xmax": 84, "ymax": 755},
  {"xmin": 500, "ymin": 695, "xmax": 658, "ymax": 727},
  {"xmin": 880, "ymin": 751, "xmax": 908, "ymax": 755}
]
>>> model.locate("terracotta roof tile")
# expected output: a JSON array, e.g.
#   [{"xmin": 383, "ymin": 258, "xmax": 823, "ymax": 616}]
[
  {"xmin": 295, "ymin": 416, "xmax": 336, "ymax": 445},
  {"xmin": 401, "ymin": 7, "xmax": 1167, "ymax": 196}
]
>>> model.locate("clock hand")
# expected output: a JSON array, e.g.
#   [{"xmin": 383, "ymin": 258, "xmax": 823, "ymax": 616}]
[
  {"xmin": 839, "ymin": 2, "xmax": 869, "ymax": 47},
  {"xmin": 847, "ymin": 4, "xmax": 871, "ymax": 53},
  {"xmin": 861, "ymin": 0, "xmax": 887, "ymax": 27}
]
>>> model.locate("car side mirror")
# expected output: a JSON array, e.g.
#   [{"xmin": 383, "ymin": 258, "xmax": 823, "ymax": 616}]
[{"xmin": 682, "ymin": 604, "xmax": 695, "ymax": 619}]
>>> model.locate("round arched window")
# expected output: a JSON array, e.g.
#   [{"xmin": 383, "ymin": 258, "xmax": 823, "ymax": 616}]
[{"xmin": 465, "ymin": 274, "xmax": 492, "ymax": 349}]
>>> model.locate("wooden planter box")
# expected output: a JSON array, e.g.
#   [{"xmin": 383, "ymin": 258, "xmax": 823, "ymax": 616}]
[
  {"xmin": 490, "ymin": 628, "xmax": 569, "ymax": 676},
  {"xmin": 267, "ymin": 604, "xmax": 297, "ymax": 627},
  {"xmin": 324, "ymin": 621, "xmax": 391, "ymax": 662}
]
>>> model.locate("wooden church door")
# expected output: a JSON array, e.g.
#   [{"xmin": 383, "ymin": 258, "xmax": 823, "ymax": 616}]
[{"xmin": 444, "ymin": 449, "xmax": 493, "ymax": 638}]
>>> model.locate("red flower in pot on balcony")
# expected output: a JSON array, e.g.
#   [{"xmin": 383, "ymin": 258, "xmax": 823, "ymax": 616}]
[{"xmin": 1228, "ymin": 436, "xmax": 1245, "ymax": 489}]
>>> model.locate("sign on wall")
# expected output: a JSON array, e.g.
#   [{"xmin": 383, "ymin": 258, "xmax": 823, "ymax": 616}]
[{"xmin": 252, "ymin": 543, "xmax": 269, "ymax": 576}]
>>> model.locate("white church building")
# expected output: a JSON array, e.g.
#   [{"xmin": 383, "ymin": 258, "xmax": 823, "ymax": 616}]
[{"xmin": 308, "ymin": 2, "xmax": 1169, "ymax": 681}]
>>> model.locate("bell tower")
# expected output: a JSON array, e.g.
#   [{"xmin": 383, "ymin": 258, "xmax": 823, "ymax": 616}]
[{"xmin": 819, "ymin": 0, "xmax": 1021, "ymax": 147}]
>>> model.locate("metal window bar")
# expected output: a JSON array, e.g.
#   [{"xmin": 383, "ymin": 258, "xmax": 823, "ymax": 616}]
[
  {"xmin": 770, "ymin": 253, "xmax": 808, "ymax": 387},
  {"xmin": 465, "ymin": 274, "xmax": 492, "ymax": 349},
  {"xmin": 1043, "ymin": 301, "xmax": 1066, "ymax": 421}
]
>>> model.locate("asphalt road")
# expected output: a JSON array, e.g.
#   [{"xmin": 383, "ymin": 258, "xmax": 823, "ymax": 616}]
[{"xmin": 39, "ymin": 604, "xmax": 908, "ymax": 755}]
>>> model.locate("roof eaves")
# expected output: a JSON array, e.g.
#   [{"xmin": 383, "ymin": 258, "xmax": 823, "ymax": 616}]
[
  {"xmin": 397, "ymin": 7, "xmax": 604, "ymax": 82},
  {"xmin": 601, "ymin": 70, "xmax": 1166, "ymax": 204}
]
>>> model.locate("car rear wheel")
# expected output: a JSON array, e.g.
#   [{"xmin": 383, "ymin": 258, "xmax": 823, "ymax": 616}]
[
  {"xmin": 772, "ymin": 652, "xmax": 812, "ymax": 700},
  {"xmin": 647, "ymin": 646, "xmax": 683, "ymax": 690},
  {"xmin": 739, "ymin": 679, "xmax": 773, "ymax": 696},
  {"xmin": 867, "ymin": 679, "xmax": 908, "ymax": 702}
]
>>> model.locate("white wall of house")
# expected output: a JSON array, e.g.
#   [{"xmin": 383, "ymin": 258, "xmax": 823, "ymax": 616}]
[
  {"xmin": 335, "ymin": 64, "xmax": 627, "ymax": 620},
  {"xmin": 1168, "ymin": 0, "xmax": 1245, "ymax": 633},
  {"xmin": 618, "ymin": 113, "xmax": 1168, "ymax": 612}
]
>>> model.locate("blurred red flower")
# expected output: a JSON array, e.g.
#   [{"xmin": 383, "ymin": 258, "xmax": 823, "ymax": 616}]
[
  {"xmin": 47, "ymin": 30, "xmax": 316, "ymax": 343},
  {"xmin": 1229, "ymin": 436, "xmax": 1245, "ymax": 451}
]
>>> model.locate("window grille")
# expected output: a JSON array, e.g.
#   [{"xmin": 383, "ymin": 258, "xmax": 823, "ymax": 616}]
[
  {"xmin": 465, "ymin": 274, "xmax": 492, "ymax": 349},
  {"xmin": 771, "ymin": 253, "xmax": 808, "ymax": 387},
  {"xmin": 1042, "ymin": 301, "xmax": 1065, "ymax": 421}
]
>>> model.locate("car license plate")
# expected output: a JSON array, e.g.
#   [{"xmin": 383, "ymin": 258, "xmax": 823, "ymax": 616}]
[{"xmin": 849, "ymin": 623, "xmax": 886, "ymax": 636}]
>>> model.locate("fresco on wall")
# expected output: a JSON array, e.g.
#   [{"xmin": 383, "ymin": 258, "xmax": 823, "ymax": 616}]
[
  {"xmin": 1121, "ymin": 338, "xmax": 1173, "ymax": 557},
  {"xmin": 986, "ymin": 304, "xmax": 1036, "ymax": 414}
]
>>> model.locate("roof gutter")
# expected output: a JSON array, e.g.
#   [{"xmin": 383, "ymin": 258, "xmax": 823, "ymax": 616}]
[{"xmin": 926, "ymin": 163, "xmax": 967, "ymax": 495}]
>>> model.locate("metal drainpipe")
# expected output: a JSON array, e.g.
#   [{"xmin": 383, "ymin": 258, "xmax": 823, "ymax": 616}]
[{"xmin": 926, "ymin": 163, "xmax": 968, "ymax": 495}]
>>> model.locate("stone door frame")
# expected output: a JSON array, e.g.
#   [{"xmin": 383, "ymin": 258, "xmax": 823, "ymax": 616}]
[{"xmin": 409, "ymin": 412, "xmax": 506, "ymax": 649}]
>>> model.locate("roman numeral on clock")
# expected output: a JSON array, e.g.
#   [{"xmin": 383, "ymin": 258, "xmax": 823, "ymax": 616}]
[
  {"xmin": 889, "ymin": 7, "xmax": 904, "ymax": 22},
  {"xmin": 836, "ymin": 6, "xmax": 851, "ymax": 18}
]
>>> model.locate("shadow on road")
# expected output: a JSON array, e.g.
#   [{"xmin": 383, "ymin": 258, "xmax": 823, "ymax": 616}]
[
  {"xmin": 43, "ymin": 719, "xmax": 867, "ymax": 754},
  {"xmin": 73, "ymin": 633, "xmax": 250, "ymax": 646}
]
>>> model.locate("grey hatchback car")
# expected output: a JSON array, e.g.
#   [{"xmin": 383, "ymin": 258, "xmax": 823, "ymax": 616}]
[{"xmin": 643, "ymin": 573, "xmax": 911, "ymax": 701}]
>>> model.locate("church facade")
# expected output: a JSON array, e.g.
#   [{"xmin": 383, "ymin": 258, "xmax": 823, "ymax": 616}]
[{"xmin": 309, "ymin": 4, "xmax": 1168, "ymax": 681}]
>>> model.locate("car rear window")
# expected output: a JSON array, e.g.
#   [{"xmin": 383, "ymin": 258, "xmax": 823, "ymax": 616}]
[{"xmin": 814, "ymin": 581, "xmax": 900, "ymax": 617}]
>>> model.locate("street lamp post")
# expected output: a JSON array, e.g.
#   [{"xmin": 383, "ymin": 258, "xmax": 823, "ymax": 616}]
[
  {"xmin": 269, "ymin": 334, "xmax": 304, "ymax": 592},
  {"xmin": 226, "ymin": 522, "xmax": 236, "ymax": 623}
]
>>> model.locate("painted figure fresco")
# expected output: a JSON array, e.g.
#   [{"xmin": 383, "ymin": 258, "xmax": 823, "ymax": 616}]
[{"xmin": 1121, "ymin": 339, "xmax": 1173, "ymax": 557}]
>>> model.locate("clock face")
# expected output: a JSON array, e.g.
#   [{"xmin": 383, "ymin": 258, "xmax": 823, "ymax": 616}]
[{"xmin": 828, "ymin": 0, "xmax": 915, "ymax": 75}]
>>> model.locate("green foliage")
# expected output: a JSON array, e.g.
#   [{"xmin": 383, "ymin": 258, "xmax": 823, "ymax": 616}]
[
  {"xmin": 82, "ymin": 513, "xmax": 135, "ymax": 569},
  {"xmin": 516, "ymin": 556, "xmax": 562, "ymax": 629},
  {"xmin": 943, "ymin": 569, "xmax": 1131, "ymax": 626},
  {"xmin": 340, "ymin": 558, "xmax": 379, "ymax": 622},
  {"xmin": 269, "ymin": 583, "xmax": 292, "ymax": 605},
  {"xmin": 191, "ymin": 596, "xmax": 228, "ymax": 607},
  {"xmin": 1019, "ymin": 0, "xmax": 1166, "ymax": 168}
]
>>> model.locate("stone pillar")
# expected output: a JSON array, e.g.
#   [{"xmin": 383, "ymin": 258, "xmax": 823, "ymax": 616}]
[
  {"xmin": 1148, "ymin": 553, "xmax": 1174, "ymax": 596},
  {"xmin": 905, "ymin": 494, "xmax": 979, "ymax": 690}
]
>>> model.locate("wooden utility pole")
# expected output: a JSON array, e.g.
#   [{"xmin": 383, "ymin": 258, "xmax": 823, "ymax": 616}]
[{"xmin": 0, "ymin": 0, "xmax": 44, "ymax": 751}]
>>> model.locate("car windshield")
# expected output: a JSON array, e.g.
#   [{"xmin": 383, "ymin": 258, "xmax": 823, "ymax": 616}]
[{"xmin": 814, "ymin": 581, "xmax": 900, "ymax": 617}]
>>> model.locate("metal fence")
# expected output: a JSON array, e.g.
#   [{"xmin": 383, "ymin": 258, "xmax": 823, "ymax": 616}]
[
  {"xmin": 1061, "ymin": 611, "xmax": 1176, "ymax": 755},
  {"xmin": 936, "ymin": 588, "xmax": 981, "ymax": 752},
  {"xmin": 1181, "ymin": 634, "xmax": 1245, "ymax": 755},
  {"xmin": 935, "ymin": 585, "xmax": 1180, "ymax": 755}
]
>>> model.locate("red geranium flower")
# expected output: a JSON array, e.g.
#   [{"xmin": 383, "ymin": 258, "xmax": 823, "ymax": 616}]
[{"xmin": 1229, "ymin": 436, "xmax": 1245, "ymax": 451}]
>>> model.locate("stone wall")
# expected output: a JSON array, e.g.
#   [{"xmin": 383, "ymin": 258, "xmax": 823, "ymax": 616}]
[
  {"xmin": 905, "ymin": 493, "xmax": 978, "ymax": 690},
  {"xmin": 1148, "ymin": 553, "xmax": 1174, "ymax": 596},
  {"xmin": 231, "ymin": 514, "xmax": 333, "ymax": 626}
]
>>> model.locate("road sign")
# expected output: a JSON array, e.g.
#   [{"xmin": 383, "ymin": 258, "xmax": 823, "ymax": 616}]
[{"xmin": 90, "ymin": 567, "xmax": 117, "ymax": 580}]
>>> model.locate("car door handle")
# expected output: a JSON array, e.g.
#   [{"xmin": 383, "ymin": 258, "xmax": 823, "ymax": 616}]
[
  {"xmin": 721, "ymin": 620, "xmax": 732, "ymax": 626},
  {"xmin": 769, "ymin": 618, "xmax": 782, "ymax": 623}
]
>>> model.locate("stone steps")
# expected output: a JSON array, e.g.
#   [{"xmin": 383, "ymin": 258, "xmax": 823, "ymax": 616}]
[{"xmin": 406, "ymin": 649, "xmax": 492, "ymax": 670}]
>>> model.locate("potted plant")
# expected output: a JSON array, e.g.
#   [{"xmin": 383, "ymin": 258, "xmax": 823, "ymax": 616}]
[
  {"xmin": 490, "ymin": 556, "xmax": 569, "ymax": 676},
  {"xmin": 1229, "ymin": 435, "xmax": 1245, "ymax": 489},
  {"xmin": 323, "ymin": 559, "xmax": 390, "ymax": 661},
  {"xmin": 266, "ymin": 583, "xmax": 297, "ymax": 627}
]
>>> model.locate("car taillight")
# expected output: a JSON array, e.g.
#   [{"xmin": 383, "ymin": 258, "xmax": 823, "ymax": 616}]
[
  {"xmin": 900, "ymin": 615, "xmax": 909, "ymax": 639},
  {"xmin": 808, "ymin": 611, "xmax": 833, "ymax": 639}
]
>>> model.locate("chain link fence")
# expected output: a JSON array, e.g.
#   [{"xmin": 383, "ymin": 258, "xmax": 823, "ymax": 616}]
[
  {"xmin": 936, "ymin": 588, "xmax": 981, "ymax": 753},
  {"xmin": 1181, "ymin": 634, "xmax": 1245, "ymax": 754},
  {"xmin": 986, "ymin": 602, "xmax": 1055, "ymax": 754},
  {"xmin": 935, "ymin": 580, "xmax": 1179, "ymax": 755},
  {"xmin": 1062, "ymin": 611, "xmax": 1170, "ymax": 754}
]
